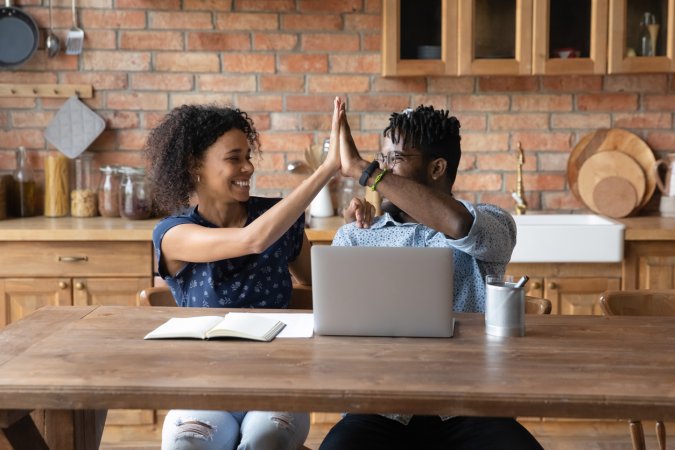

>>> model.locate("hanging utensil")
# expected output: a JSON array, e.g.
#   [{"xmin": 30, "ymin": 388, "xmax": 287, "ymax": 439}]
[
  {"xmin": 46, "ymin": 0, "xmax": 60, "ymax": 58},
  {"xmin": 65, "ymin": 0, "xmax": 83, "ymax": 55}
]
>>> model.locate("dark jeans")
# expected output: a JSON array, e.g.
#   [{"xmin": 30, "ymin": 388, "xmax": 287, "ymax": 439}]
[{"xmin": 318, "ymin": 414, "xmax": 544, "ymax": 450}]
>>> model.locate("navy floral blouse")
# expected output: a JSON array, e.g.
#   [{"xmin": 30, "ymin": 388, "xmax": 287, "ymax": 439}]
[{"xmin": 153, "ymin": 197, "xmax": 305, "ymax": 309}]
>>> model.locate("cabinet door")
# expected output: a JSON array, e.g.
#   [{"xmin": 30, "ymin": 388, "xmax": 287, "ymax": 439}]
[
  {"xmin": 544, "ymin": 277, "xmax": 620, "ymax": 315},
  {"xmin": 525, "ymin": 277, "xmax": 544, "ymax": 297},
  {"xmin": 0, "ymin": 278, "xmax": 72, "ymax": 327},
  {"xmin": 458, "ymin": 0, "xmax": 533, "ymax": 75},
  {"xmin": 622, "ymin": 241, "xmax": 675, "ymax": 289},
  {"xmin": 72, "ymin": 277, "xmax": 152, "ymax": 307},
  {"xmin": 533, "ymin": 0, "xmax": 608, "ymax": 74},
  {"xmin": 608, "ymin": 0, "xmax": 675, "ymax": 73},
  {"xmin": 382, "ymin": 0, "xmax": 458, "ymax": 76}
]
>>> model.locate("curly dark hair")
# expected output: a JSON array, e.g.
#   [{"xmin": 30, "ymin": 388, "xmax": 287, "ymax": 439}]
[
  {"xmin": 145, "ymin": 104, "xmax": 260, "ymax": 213},
  {"xmin": 383, "ymin": 105, "xmax": 461, "ymax": 186}
]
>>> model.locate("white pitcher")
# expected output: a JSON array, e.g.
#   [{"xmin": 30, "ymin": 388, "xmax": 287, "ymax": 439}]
[
  {"xmin": 653, "ymin": 154, "xmax": 675, "ymax": 197},
  {"xmin": 653, "ymin": 154, "xmax": 675, "ymax": 217},
  {"xmin": 310, "ymin": 184, "xmax": 334, "ymax": 217}
]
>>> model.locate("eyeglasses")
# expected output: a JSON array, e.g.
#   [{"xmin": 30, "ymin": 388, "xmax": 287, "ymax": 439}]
[{"xmin": 375, "ymin": 151, "xmax": 423, "ymax": 168}]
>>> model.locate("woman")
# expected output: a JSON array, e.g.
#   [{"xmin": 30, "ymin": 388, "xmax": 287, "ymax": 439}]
[{"xmin": 145, "ymin": 97, "xmax": 343, "ymax": 450}]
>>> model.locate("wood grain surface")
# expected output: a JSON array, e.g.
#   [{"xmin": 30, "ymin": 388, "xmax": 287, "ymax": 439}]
[
  {"xmin": 568, "ymin": 129, "xmax": 656, "ymax": 210},
  {"xmin": 1, "ymin": 306, "xmax": 675, "ymax": 421},
  {"xmin": 592, "ymin": 177, "xmax": 637, "ymax": 218},
  {"xmin": 577, "ymin": 151, "xmax": 645, "ymax": 216}
]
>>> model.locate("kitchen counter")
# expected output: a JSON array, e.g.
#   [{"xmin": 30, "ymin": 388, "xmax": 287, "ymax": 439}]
[
  {"xmin": 308, "ymin": 215, "xmax": 675, "ymax": 243},
  {"xmin": 305, "ymin": 216, "xmax": 345, "ymax": 243},
  {"xmin": 0, "ymin": 215, "xmax": 345, "ymax": 242},
  {"xmin": 1, "ymin": 215, "xmax": 673, "ymax": 242},
  {"xmin": 0, "ymin": 216, "xmax": 157, "ymax": 241},
  {"xmin": 617, "ymin": 216, "xmax": 675, "ymax": 240}
]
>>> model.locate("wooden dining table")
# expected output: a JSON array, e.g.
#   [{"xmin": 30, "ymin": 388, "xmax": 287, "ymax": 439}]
[{"xmin": 1, "ymin": 305, "xmax": 675, "ymax": 450}]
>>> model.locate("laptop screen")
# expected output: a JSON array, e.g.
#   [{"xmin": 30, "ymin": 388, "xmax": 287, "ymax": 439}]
[{"xmin": 311, "ymin": 246, "xmax": 454, "ymax": 338}]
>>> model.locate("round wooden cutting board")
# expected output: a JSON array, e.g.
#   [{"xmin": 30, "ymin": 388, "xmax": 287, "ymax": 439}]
[
  {"xmin": 577, "ymin": 152, "xmax": 646, "ymax": 217},
  {"xmin": 567, "ymin": 128, "xmax": 656, "ymax": 209},
  {"xmin": 592, "ymin": 177, "xmax": 638, "ymax": 218}
]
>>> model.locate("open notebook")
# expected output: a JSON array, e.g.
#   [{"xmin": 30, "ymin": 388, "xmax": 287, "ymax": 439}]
[
  {"xmin": 144, "ymin": 313, "xmax": 285, "ymax": 341},
  {"xmin": 144, "ymin": 312, "xmax": 315, "ymax": 341}
]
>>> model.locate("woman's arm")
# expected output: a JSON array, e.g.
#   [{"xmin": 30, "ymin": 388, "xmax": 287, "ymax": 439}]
[{"xmin": 161, "ymin": 97, "xmax": 344, "ymax": 266}]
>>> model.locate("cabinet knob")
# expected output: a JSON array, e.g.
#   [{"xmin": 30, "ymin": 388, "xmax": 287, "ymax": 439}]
[
  {"xmin": 75, "ymin": 282, "xmax": 85, "ymax": 290},
  {"xmin": 547, "ymin": 281, "xmax": 558, "ymax": 290},
  {"xmin": 531, "ymin": 281, "xmax": 541, "ymax": 290},
  {"xmin": 58, "ymin": 281, "xmax": 68, "ymax": 289}
]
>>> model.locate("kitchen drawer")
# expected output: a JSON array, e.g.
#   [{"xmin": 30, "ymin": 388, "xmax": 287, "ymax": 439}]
[{"xmin": 0, "ymin": 241, "xmax": 152, "ymax": 277}]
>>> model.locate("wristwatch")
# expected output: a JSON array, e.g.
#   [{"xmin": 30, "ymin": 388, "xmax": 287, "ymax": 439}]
[{"xmin": 359, "ymin": 160, "xmax": 380, "ymax": 187}]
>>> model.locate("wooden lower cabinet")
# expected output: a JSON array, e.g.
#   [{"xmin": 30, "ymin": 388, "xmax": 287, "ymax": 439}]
[
  {"xmin": 0, "ymin": 278, "xmax": 71, "ymax": 326},
  {"xmin": 507, "ymin": 263, "xmax": 621, "ymax": 315},
  {"xmin": 622, "ymin": 241, "xmax": 675, "ymax": 290},
  {"xmin": 542, "ymin": 277, "xmax": 621, "ymax": 315},
  {"xmin": 0, "ymin": 239, "xmax": 156, "ymax": 441},
  {"xmin": 0, "ymin": 277, "xmax": 151, "ymax": 327},
  {"xmin": 72, "ymin": 277, "xmax": 151, "ymax": 307}
]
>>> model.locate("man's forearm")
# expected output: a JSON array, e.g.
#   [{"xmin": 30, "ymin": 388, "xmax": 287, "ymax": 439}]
[{"xmin": 366, "ymin": 169, "xmax": 473, "ymax": 239}]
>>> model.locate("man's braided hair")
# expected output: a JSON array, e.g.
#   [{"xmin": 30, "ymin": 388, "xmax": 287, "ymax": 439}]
[
  {"xmin": 144, "ymin": 104, "xmax": 260, "ymax": 213},
  {"xmin": 383, "ymin": 105, "xmax": 461, "ymax": 186}
]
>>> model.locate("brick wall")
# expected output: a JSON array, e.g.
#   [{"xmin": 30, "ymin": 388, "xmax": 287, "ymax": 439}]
[{"xmin": 1, "ymin": 0, "xmax": 673, "ymax": 214}]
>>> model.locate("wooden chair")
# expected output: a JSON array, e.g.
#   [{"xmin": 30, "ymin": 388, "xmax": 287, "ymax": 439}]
[
  {"xmin": 525, "ymin": 296, "xmax": 552, "ymax": 315},
  {"xmin": 599, "ymin": 289, "xmax": 675, "ymax": 450},
  {"xmin": 137, "ymin": 285, "xmax": 314, "ymax": 309},
  {"xmin": 137, "ymin": 286, "xmax": 175, "ymax": 307},
  {"xmin": 139, "ymin": 287, "xmax": 552, "ymax": 314}
]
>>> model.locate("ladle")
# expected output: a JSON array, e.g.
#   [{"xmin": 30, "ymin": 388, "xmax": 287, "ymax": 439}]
[{"xmin": 46, "ymin": 0, "xmax": 60, "ymax": 57}]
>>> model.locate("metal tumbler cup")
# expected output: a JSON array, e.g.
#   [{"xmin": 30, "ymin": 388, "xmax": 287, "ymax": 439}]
[{"xmin": 485, "ymin": 275, "xmax": 525, "ymax": 337}]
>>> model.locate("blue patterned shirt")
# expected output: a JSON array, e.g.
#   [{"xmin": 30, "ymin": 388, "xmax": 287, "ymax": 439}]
[
  {"xmin": 332, "ymin": 200, "xmax": 516, "ymax": 313},
  {"xmin": 333, "ymin": 200, "xmax": 516, "ymax": 425},
  {"xmin": 153, "ymin": 197, "xmax": 305, "ymax": 309}
]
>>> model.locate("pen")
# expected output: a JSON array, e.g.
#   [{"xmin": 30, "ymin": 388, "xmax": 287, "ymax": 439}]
[{"xmin": 514, "ymin": 275, "xmax": 529, "ymax": 289}]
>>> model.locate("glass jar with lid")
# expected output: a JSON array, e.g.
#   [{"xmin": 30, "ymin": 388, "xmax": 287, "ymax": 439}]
[
  {"xmin": 98, "ymin": 165, "xmax": 120, "ymax": 217},
  {"xmin": 71, "ymin": 152, "xmax": 98, "ymax": 217},
  {"xmin": 118, "ymin": 166, "xmax": 152, "ymax": 220}
]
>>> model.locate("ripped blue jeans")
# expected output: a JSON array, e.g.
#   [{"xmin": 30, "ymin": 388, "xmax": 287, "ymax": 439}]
[{"xmin": 161, "ymin": 409, "xmax": 310, "ymax": 450}]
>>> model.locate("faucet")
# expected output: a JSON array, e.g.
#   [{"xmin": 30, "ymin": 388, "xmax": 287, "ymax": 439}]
[{"xmin": 512, "ymin": 141, "xmax": 527, "ymax": 215}]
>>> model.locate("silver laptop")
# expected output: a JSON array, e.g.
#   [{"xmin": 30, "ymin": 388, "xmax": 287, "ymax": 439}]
[{"xmin": 311, "ymin": 246, "xmax": 455, "ymax": 338}]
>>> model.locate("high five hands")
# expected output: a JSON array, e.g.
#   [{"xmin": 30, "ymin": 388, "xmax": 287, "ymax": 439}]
[{"xmin": 337, "ymin": 98, "xmax": 376, "ymax": 228}]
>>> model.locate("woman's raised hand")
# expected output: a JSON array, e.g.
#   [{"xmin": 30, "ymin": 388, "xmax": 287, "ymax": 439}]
[
  {"xmin": 322, "ymin": 97, "xmax": 343, "ymax": 173},
  {"xmin": 339, "ymin": 104, "xmax": 365, "ymax": 179}
]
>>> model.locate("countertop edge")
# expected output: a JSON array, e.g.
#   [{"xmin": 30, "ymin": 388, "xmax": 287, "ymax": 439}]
[{"xmin": 0, "ymin": 216, "xmax": 674, "ymax": 242}]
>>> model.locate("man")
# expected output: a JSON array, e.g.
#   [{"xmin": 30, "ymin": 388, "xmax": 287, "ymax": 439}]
[{"xmin": 318, "ymin": 105, "xmax": 543, "ymax": 450}]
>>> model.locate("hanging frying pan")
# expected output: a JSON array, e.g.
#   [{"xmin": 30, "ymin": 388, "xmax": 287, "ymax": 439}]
[{"xmin": 0, "ymin": 0, "xmax": 39, "ymax": 68}]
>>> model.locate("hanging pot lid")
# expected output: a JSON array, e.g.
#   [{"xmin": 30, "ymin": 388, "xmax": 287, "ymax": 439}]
[{"xmin": 0, "ymin": 0, "xmax": 39, "ymax": 68}]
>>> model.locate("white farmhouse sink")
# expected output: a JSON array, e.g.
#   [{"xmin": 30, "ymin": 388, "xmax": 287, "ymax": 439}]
[{"xmin": 511, "ymin": 214, "xmax": 625, "ymax": 263}]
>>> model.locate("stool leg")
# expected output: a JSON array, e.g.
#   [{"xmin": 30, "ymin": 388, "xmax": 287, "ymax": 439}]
[
  {"xmin": 629, "ymin": 420, "xmax": 646, "ymax": 450},
  {"xmin": 656, "ymin": 420, "xmax": 665, "ymax": 450}
]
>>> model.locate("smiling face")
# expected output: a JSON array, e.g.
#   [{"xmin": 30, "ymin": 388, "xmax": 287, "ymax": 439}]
[
  {"xmin": 381, "ymin": 133, "xmax": 430, "ymax": 185},
  {"xmin": 196, "ymin": 128, "xmax": 254, "ymax": 204}
]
